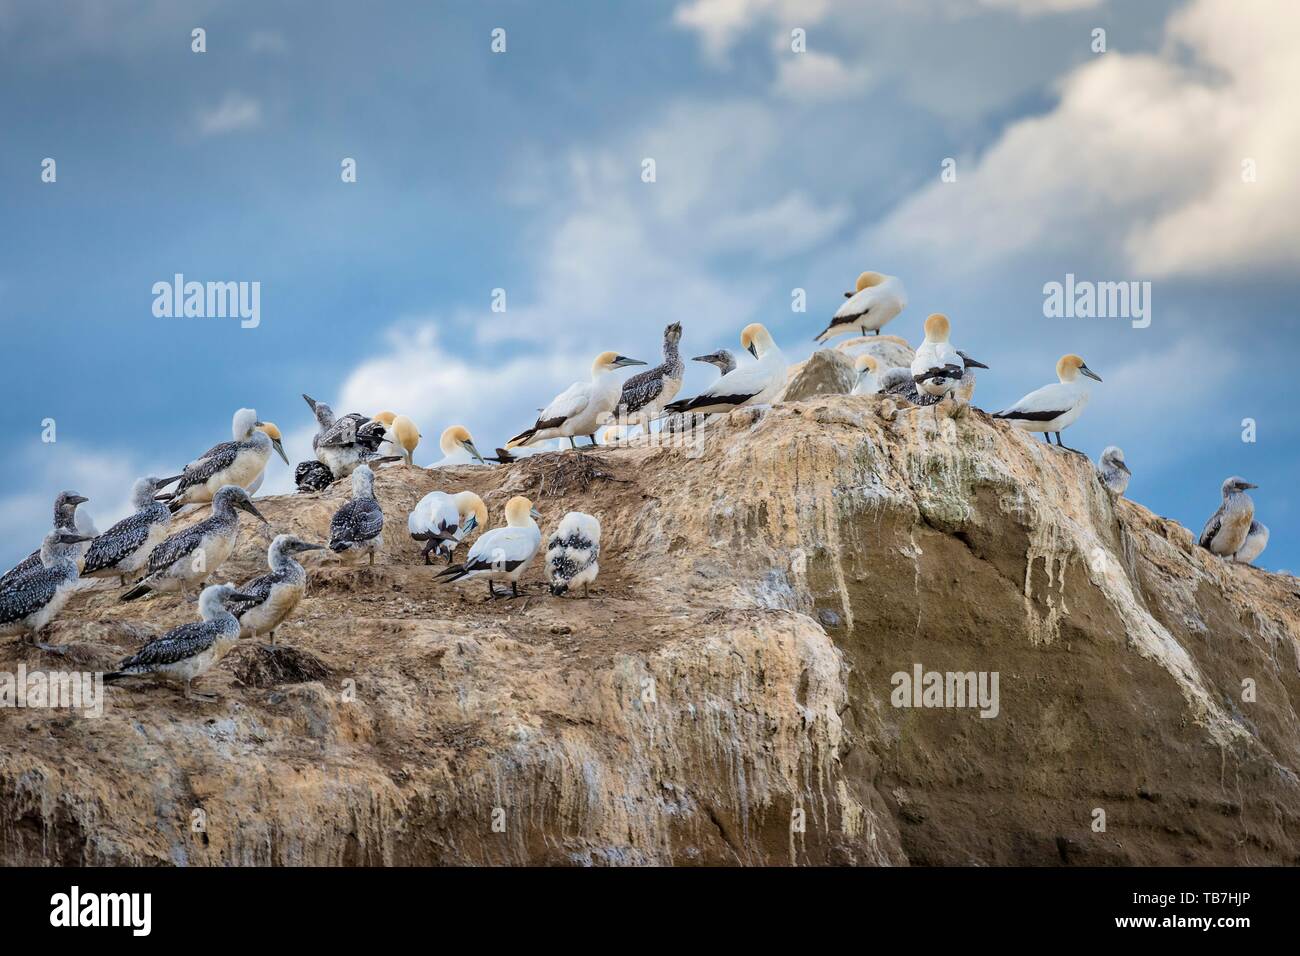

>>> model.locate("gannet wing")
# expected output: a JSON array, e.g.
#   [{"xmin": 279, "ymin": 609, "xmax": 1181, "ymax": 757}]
[
  {"xmin": 539, "ymin": 382, "xmax": 591, "ymax": 426},
  {"xmin": 173, "ymin": 442, "xmax": 240, "ymax": 492},
  {"xmin": 666, "ymin": 362, "xmax": 765, "ymax": 413},
  {"xmin": 0, "ymin": 552, "xmax": 42, "ymax": 590},
  {"xmin": 229, "ymin": 572, "xmax": 276, "ymax": 617},
  {"xmin": 0, "ymin": 567, "xmax": 61, "ymax": 624},
  {"xmin": 116, "ymin": 621, "xmax": 216, "ymax": 671},
  {"xmin": 993, "ymin": 383, "xmax": 1073, "ymax": 421},
  {"xmin": 145, "ymin": 522, "xmax": 205, "ymax": 574},
  {"xmin": 82, "ymin": 511, "xmax": 155, "ymax": 574},
  {"xmin": 463, "ymin": 527, "xmax": 535, "ymax": 572},
  {"xmin": 1198, "ymin": 505, "xmax": 1226, "ymax": 549},
  {"xmin": 331, "ymin": 499, "xmax": 384, "ymax": 545},
  {"xmin": 618, "ymin": 367, "xmax": 666, "ymax": 415}
]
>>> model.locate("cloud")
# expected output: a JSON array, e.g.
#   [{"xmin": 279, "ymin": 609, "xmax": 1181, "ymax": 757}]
[
  {"xmin": 977, "ymin": 0, "xmax": 1100, "ymax": 14},
  {"xmin": 195, "ymin": 92, "xmax": 263, "ymax": 137},
  {"xmin": 673, "ymin": 0, "xmax": 831, "ymax": 63},
  {"xmin": 773, "ymin": 50, "xmax": 872, "ymax": 101}
]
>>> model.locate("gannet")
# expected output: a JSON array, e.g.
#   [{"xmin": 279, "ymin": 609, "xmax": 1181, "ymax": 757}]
[
  {"xmin": 227, "ymin": 535, "xmax": 324, "ymax": 643},
  {"xmin": 851, "ymin": 355, "xmax": 881, "ymax": 395},
  {"xmin": 294, "ymin": 460, "xmax": 334, "ymax": 492},
  {"xmin": 81, "ymin": 478, "xmax": 173, "ymax": 586},
  {"xmin": 615, "ymin": 322, "xmax": 684, "ymax": 433},
  {"xmin": 304, "ymin": 394, "xmax": 384, "ymax": 478},
  {"xmin": 0, "ymin": 529, "xmax": 93, "ymax": 643},
  {"xmin": 1097, "ymin": 446, "xmax": 1131, "ymax": 496},
  {"xmin": 121, "ymin": 485, "xmax": 268, "ymax": 602},
  {"xmin": 815, "ymin": 271, "xmax": 907, "ymax": 343},
  {"xmin": 429, "ymin": 425, "xmax": 486, "ymax": 468},
  {"xmin": 692, "ymin": 349, "xmax": 737, "ymax": 376},
  {"xmin": 1234, "ymin": 520, "xmax": 1269, "ymax": 566},
  {"xmin": 408, "ymin": 490, "xmax": 487, "ymax": 564},
  {"xmin": 993, "ymin": 354, "xmax": 1102, "ymax": 451},
  {"xmin": 435, "ymin": 495, "xmax": 542, "ymax": 598},
  {"xmin": 665, "ymin": 323, "xmax": 787, "ymax": 416},
  {"xmin": 910, "ymin": 314, "xmax": 966, "ymax": 398},
  {"xmin": 882, "ymin": 352, "xmax": 987, "ymax": 407},
  {"xmin": 159, "ymin": 409, "xmax": 288, "ymax": 512},
  {"xmin": 507, "ymin": 352, "xmax": 647, "ymax": 450},
  {"xmin": 386, "ymin": 414, "xmax": 420, "ymax": 465},
  {"xmin": 105, "ymin": 583, "xmax": 257, "ymax": 700},
  {"xmin": 329, "ymin": 464, "xmax": 385, "ymax": 565},
  {"xmin": 598, "ymin": 424, "xmax": 629, "ymax": 445},
  {"xmin": 546, "ymin": 511, "xmax": 600, "ymax": 597},
  {"xmin": 0, "ymin": 490, "xmax": 90, "ymax": 588},
  {"xmin": 950, "ymin": 351, "xmax": 988, "ymax": 405},
  {"xmin": 1198, "ymin": 477, "xmax": 1257, "ymax": 557}
]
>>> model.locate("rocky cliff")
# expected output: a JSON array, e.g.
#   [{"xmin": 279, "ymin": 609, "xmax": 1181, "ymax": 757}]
[{"xmin": 3, "ymin": 381, "xmax": 1299, "ymax": 866}]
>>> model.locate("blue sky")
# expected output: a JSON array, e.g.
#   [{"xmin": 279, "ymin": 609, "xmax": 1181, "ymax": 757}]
[{"xmin": 1, "ymin": 0, "xmax": 1297, "ymax": 571}]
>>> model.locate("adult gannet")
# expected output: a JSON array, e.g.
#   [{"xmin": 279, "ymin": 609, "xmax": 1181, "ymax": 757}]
[
  {"xmin": 408, "ymin": 490, "xmax": 487, "ymax": 564},
  {"xmin": 883, "ymin": 351, "xmax": 987, "ymax": 407},
  {"xmin": 329, "ymin": 464, "xmax": 385, "ymax": 565},
  {"xmin": 546, "ymin": 511, "xmax": 600, "ymax": 597},
  {"xmin": 507, "ymin": 352, "xmax": 647, "ymax": 449},
  {"xmin": 851, "ymin": 355, "xmax": 881, "ymax": 395},
  {"xmin": 435, "ymin": 495, "xmax": 542, "ymax": 598},
  {"xmin": 615, "ymin": 322, "xmax": 684, "ymax": 433},
  {"xmin": 121, "ymin": 485, "xmax": 267, "ymax": 602},
  {"xmin": 159, "ymin": 409, "xmax": 289, "ymax": 512},
  {"xmin": 993, "ymin": 354, "xmax": 1102, "ymax": 451},
  {"xmin": 692, "ymin": 349, "xmax": 737, "ymax": 376},
  {"xmin": 910, "ymin": 314, "xmax": 965, "ymax": 398},
  {"xmin": 81, "ymin": 478, "xmax": 173, "ymax": 586},
  {"xmin": 815, "ymin": 271, "xmax": 907, "ymax": 343},
  {"xmin": 227, "ymin": 535, "xmax": 324, "ymax": 643},
  {"xmin": 0, "ymin": 529, "xmax": 93, "ymax": 644},
  {"xmin": 0, "ymin": 491, "xmax": 90, "ymax": 588},
  {"xmin": 428, "ymin": 425, "xmax": 486, "ymax": 468},
  {"xmin": 1198, "ymin": 477, "xmax": 1257, "ymax": 558},
  {"xmin": 665, "ymin": 323, "xmax": 787, "ymax": 416},
  {"xmin": 386, "ymin": 415, "xmax": 420, "ymax": 465},
  {"xmin": 1234, "ymin": 520, "xmax": 1269, "ymax": 566},
  {"xmin": 304, "ymin": 394, "xmax": 384, "ymax": 478},
  {"xmin": 105, "ymin": 583, "xmax": 257, "ymax": 700},
  {"xmin": 1097, "ymin": 447, "xmax": 1131, "ymax": 497}
]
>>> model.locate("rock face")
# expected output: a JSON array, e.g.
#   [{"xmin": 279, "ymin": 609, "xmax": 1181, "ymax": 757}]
[{"xmin": 2, "ymin": 394, "xmax": 1299, "ymax": 866}]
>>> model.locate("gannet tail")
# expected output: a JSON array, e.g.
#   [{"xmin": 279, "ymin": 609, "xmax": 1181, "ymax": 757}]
[{"xmin": 120, "ymin": 582, "xmax": 152, "ymax": 602}]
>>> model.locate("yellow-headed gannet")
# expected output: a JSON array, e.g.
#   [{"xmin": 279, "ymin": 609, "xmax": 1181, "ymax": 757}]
[
  {"xmin": 409, "ymin": 490, "xmax": 487, "ymax": 564},
  {"xmin": 1097, "ymin": 446, "xmax": 1130, "ymax": 496},
  {"xmin": 993, "ymin": 354, "xmax": 1102, "ymax": 451},
  {"xmin": 105, "ymin": 582, "xmax": 257, "ymax": 700},
  {"xmin": 1234, "ymin": 520, "xmax": 1268, "ymax": 566},
  {"xmin": 507, "ymin": 352, "xmax": 647, "ymax": 450},
  {"xmin": 435, "ymin": 495, "xmax": 542, "ymax": 598},
  {"xmin": 0, "ymin": 529, "xmax": 94, "ymax": 644},
  {"xmin": 546, "ymin": 511, "xmax": 600, "ymax": 597},
  {"xmin": 1198, "ymin": 477, "xmax": 1257, "ymax": 557},
  {"xmin": 159, "ymin": 409, "xmax": 288, "ymax": 512},
  {"xmin": 910, "ymin": 314, "xmax": 966, "ymax": 398},
  {"xmin": 81, "ymin": 478, "xmax": 173, "ymax": 586},
  {"xmin": 329, "ymin": 464, "xmax": 385, "ymax": 565},
  {"xmin": 121, "ymin": 485, "xmax": 267, "ymax": 602},
  {"xmin": 429, "ymin": 425, "xmax": 486, "ymax": 468},
  {"xmin": 228, "ymin": 534, "xmax": 324, "ymax": 642},
  {"xmin": 815, "ymin": 271, "xmax": 907, "ymax": 343},
  {"xmin": 387, "ymin": 414, "xmax": 420, "ymax": 465},
  {"xmin": 851, "ymin": 355, "xmax": 881, "ymax": 395},
  {"xmin": 0, "ymin": 491, "xmax": 90, "ymax": 588},
  {"xmin": 615, "ymin": 322, "xmax": 684, "ymax": 433},
  {"xmin": 664, "ymin": 323, "xmax": 787, "ymax": 416}
]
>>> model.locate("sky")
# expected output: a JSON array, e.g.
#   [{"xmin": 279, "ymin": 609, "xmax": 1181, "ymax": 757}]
[{"xmin": 1, "ymin": 0, "xmax": 1297, "ymax": 571}]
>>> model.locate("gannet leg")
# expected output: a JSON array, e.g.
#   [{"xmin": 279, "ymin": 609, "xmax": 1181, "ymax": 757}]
[
  {"xmin": 568, "ymin": 437, "xmax": 577, "ymax": 450},
  {"xmin": 368, "ymin": 552, "xmax": 375, "ymax": 566},
  {"xmin": 511, "ymin": 581, "xmax": 520, "ymax": 598}
]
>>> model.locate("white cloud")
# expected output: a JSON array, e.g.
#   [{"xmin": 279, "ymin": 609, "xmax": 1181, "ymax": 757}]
[
  {"xmin": 195, "ymin": 92, "xmax": 263, "ymax": 137},
  {"xmin": 773, "ymin": 50, "xmax": 872, "ymax": 101},
  {"xmin": 977, "ymin": 0, "xmax": 1100, "ymax": 14},
  {"xmin": 673, "ymin": 0, "xmax": 831, "ymax": 63}
]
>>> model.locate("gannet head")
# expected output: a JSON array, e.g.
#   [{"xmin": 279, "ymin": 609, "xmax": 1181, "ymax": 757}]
[
  {"xmin": 303, "ymin": 394, "xmax": 335, "ymax": 428},
  {"xmin": 854, "ymin": 271, "xmax": 886, "ymax": 294},
  {"xmin": 39, "ymin": 528, "xmax": 94, "ymax": 566},
  {"xmin": 131, "ymin": 478, "xmax": 167, "ymax": 509},
  {"xmin": 269, "ymin": 533, "xmax": 325, "ymax": 563},
  {"xmin": 1222, "ymin": 476, "xmax": 1258, "ymax": 497},
  {"xmin": 1101, "ymin": 446, "xmax": 1130, "ymax": 473},
  {"xmin": 350, "ymin": 463, "xmax": 376, "ymax": 498},
  {"xmin": 1056, "ymin": 354, "xmax": 1102, "ymax": 383},
  {"xmin": 692, "ymin": 349, "xmax": 736, "ymax": 373},
  {"xmin": 598, "ymin": 424, "xmax": 628, "ymax": 445},
  {"xmin": 53, "ymin": 491, "xmax": 89, "ymax": 527},
  {"xmin": 255, "ymin": 421, "xmax": 290, "ymax": 464},
  {"xmin": 923, "ymin": 313, "xmax": 951, "ymax": 343},
  {"xmin": 453, "ymin": 491, "xmax": 488, "ymax": 534},
  {"xmin": 663, "ymin": 322, "xmax": 683, "ymax": 346},
  {"xmin": 854, "ymin": 354, "xmax": 879, "ymax": 375},
  {"xmin": 213, "ymin": 484, "xmax": 268, "ymax": 523},
  {"xmin": 391, "ymin": 415, "xmax": 421, "ymax": 460},
  {"xmin": 198, "ymin": 582, "xmax": 260, "ymax": 620},
  {"xmin": 593, "ymin": 351, "xmax": 648, "ymax": 376},
  {"xmin": 740, "ymin": 323, "xmax": 776, "ymax": 359},
  {"xmin": 438, "ymin": 424, "xmax": 480, "ymax": 462},
  {"xmin": 370, "ymin": 410, "xmax": 397, "ymax": 427},
  {"xmin": 231, "ymin": 408, "xmax": 258, "ymax": 440},
  {"xmin": 504, "ymin": 495, "xmax": 542, "ymax": 527}
]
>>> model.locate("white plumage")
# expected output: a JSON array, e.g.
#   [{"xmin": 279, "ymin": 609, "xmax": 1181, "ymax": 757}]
[
  {"xmin": 1234, "ymin": 520, "xmax": 1268, "ymax": 565},
  {"xmin": 910, "ymin": 314, "xmax": 964, "ymax": 398},
  {"xmin": 507, "ymin": 352, "xmax": 647, "ymax": 450},
  {"xmin": 993, "ymin": 354, "xmax": 1102, "ymax": 451},
  {"xmin": 435, "ymin": 496, "xmax": 542, "ymax": 598},
  {"xmin": 546, "ymin": 511, "xmax": 601, "ymax": 597},
  {"xmin": 408, "ymin": 490, "xmax": 486, "ymax": 564},
  {"xmin": 816, "ymin": 272, "xmax": 907, "ymax": 343},
  {"xmin": 665, "ymin": 324, "xmax": 786, "ymax": 416}
]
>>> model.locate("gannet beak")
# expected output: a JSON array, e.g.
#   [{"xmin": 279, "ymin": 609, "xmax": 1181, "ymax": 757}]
[
  {"xmin": 302, "ymin": 394, "xmax": 317, "ymax": 411},
  {"xmin": 747, "ymin": 343, "xmax": 759, "ymax": 359},
  {"xmin": 1118, "ymin": 461, "xmax": 1132, "ymax": 475},
  {"xmin": 59, "ymin": 532, "xmax": 95, "ymax": 544},
  {"xmin": 691, "ymin": 354, "xmax": 713, "ymax": 364},
  {"xmin": 68, "ymin": 494, "xmax": 90, "ymax": 505},
  {"xmin": 1242, "ymin": 481, "xmax": 1259, "ymax": 490},
  {"xmin": 463, "ymin": 440, "xmax": 485, "ymax": 463},
  {"xmin": 294, "ymin": 541, "xmax": 326, "ymax": 553},
  {"xmin": 963, "ymin": 355, "xmax": 989, "ymax": 370},
  {"xmin": 272, "ymin": 439, "xmax": 289, "ymax": 465},
  {"xmin": 229, "ymin": 591, "xmax": 260, "ymax": 603},
  {"xmin": 843, "ymin": 291, "xmax": 853, "ymax": 299},
  {"xmin": 241, "ymin": 501, "xmax": 269, "ymax": 523},
  {"xmin": 372, "ymin": 455, "xmax": 404, "ymax": 466},
  {"xmin": 612, "ymin": 355, "xmax": 647, "ymax": 368},
  {"xmin": 529, "ymin": 507, "xmax": 543, "ymax": 520},
  {"xmin": 463, "ymin": 514, "xmax": 479, "ymax": 534},
  {"xmin": 155, "ymin": 474, "xmax": 183, "ymax": 488},
  {"xmin": 1081, "ymin": 366, "xmax": 1102, "ymax": 382}
]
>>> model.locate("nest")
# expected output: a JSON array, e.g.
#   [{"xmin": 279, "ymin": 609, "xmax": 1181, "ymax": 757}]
[
  {"xmin": 232, "ymin": 643, "xmax": 330, "ymax": 687},
  {"xmin": 514, "ymin": 451, "xmax": 628, "ymax": 497}
]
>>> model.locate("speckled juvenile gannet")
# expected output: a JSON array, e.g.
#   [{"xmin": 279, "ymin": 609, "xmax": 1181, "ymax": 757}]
[
  {"xmin": 81, "ymin": 478, "xmax": 173, "ymax": 586},
  {"xmin": 435, "ymin": 495, "xmax": 542, "ymax": 598},
  {"xmin": 993, "ymin": 354, "xmax": 1101, "ymax": 451},
  {"xmin": 159, "ymin": 409, "xmax": 288, "ymax": 512},
  {"xmin": 950, "ymin": 351, "xmax": 988, "ymax": 406},
  {"xmin": 1234, "ymin": 520, "xmax": 1268, "ymax": 565},
  {"xmin": 105, "ymin": 583, "xmax": 257, "ymax": 700},
  {"xmin": 1097, "ymin": 446, "xmax": 1131, "ymax": 496},
  {"xmin": 304, "ymin": 394, "xmax": 383, "ymax": 478},
  {"xmin": 228, "ymin": 535, "xmax": 324, "ymax": 643},
  {"xmin": 429, "ymin": 425, "xmax": 485, "ymax": 468},
  {"xmin": 0, "ymin": 529, "xmax": 93, "ymax": 643},
  {"xmin": 121, "ymin": 485, "xmax": 267, "ymax": 602},
  {"xmin": 0, "ymin": 491, "xmax": 90, "ymax": 588},
  {"xmin": 851, "ymin": 355, "xmax": 881, "ymax": 395},
  {"xmin": 507, "ymin": 352, "xmax": 647, "ymax": 450},
  {"xmin": 910, "ymin": 314, "xmax": 965, "ymax": 398},
  {"xmin": 329, "ymin": 464, "xmax": 385, "ymax": 565},
  {"xmin": 815, "ymin": 271, "xmax": 907, "ymax": 343},
  {"xmin": 616, "ymin": 322, "xmax": 684, "ymax": 433},
  {"xmin": 408, "ymin": 490, "xmax": 487, "ymax": 564},
  {"xmin": 665, "ymin": 323, "xmax": 787, "ymax": 416},
  {"xmin": 546, "ymin": 511, "xmax": 600, "ymax": 597},
  {"xmin": 294, "ymin": 460, "xmax": 334, "ymax": 493},
  {"xmin": 1198, "ymin": 477, "xmax": 1257, "ymax": 557},
  {"xmin": 692, "ymin": 349, "xmax": 737, "ymax": 376}
]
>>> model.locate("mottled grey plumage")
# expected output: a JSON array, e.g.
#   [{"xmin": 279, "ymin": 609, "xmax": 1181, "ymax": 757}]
[
  {"xmin": 0, "ymin": 490, "xmax": 89, "ymax": 589},
  {"xmin": 304, "ymin": 395, "xmax": 382, "ymax": 478},
  {"xmin": 295, "ymin": 460, "xmax": 334, "ymax": 492},
  {"xmin": 692, "ymin": 350, "xmax": 737, "ymax": 376},
  {"xmin": 882, "ymin": 352, "xmax": 986, "ymax": 407},
  {"xmin": 329, "ymin": 465, "xmax": 385, "ymax": 564},
  {"xmin": 82, "ymin": 478, "xmax": 173, "ymax": 584},
  {"xmin": 616, "ymin": 323, "xmax": 684, "ymax": 419},
  {"xmin": 546, "ymin": 511, "xmax": 601, "ymax": 597},
  {"xmin": 0, "ymin": 529, "xmax": 92, "ymax": 639},
  {"xmin": 1199, "ymin": 477, "xmax": 1257, "ymax": 557},
  {"xmin": 1097, "ymin": 447, "xmax": 1131, "ymax": 497},
  {"xmin": 228, "ymin": 535, "xmax": 323, "ymax": 641}
]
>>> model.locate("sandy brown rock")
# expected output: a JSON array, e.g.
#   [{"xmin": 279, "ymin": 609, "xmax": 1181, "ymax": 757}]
[
  {"xmin": 780, "ymin": 349, "xmax": 858, "ymax": 401},
  {"xmin": 2, "ymin": 396, "xmax": 1298, "ymax": 866}
]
